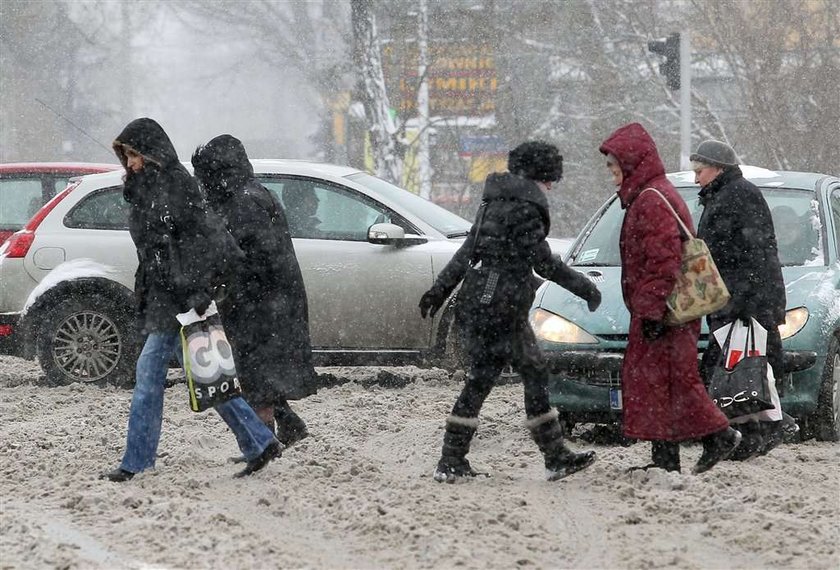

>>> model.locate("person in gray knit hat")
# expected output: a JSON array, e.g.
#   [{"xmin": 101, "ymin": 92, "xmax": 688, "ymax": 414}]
[
  {"xmin": 690, "ymin": 139, "xmax": 739, "ymax": 168},
  {"xmin": 692, "ymin": 139, "xmax": 790, "ymax": 461}
]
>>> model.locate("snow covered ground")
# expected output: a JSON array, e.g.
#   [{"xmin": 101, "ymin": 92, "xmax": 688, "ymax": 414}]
[{"xmin": 1, "ymin": 355, "xmax": 838, "ymax": 569}]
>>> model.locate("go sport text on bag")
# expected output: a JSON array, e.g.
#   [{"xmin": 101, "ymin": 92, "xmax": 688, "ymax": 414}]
[
  {"xmin": 640, "ymin": 189, "xmax": 730, "ymax": 325},
  {"xmin": 180, "ymin": 313, "xmax": 242, "ymax": 412},
  {"xmin": 708, "ymin": 320, "xmax": 775, "ymax": 418}
]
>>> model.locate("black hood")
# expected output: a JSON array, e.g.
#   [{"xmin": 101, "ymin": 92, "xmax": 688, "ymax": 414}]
[
  {"xmin": 191, "ymin": 134, "xmax": 254, "ymax": 204},
  {"xmin": 113, "ymin": 118, "xmax": 179, "ymax": 169},
  {"xmin": 482, "ymin": 172, "xmax": 550, "ymax": 228}
]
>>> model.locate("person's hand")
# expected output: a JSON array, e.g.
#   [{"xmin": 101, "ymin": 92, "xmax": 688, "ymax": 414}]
[
  {"xmin": 191, "ymin": 292, "xmax": 212, "ymax": 316},
  {"xmin": 587, "ymin": 288, "xmax": 602, "ymax": 312},
  {"xmin": 419, "ymin": 290, "xmax": 444, "ymax": 319},
  {"xmin": 642, "ymin": 319, "xmax": 667, "ymax": 341}
]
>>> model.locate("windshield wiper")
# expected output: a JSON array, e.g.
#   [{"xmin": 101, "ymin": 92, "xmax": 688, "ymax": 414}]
[{"xmin": 446, "ymin": 230, "xmax": 470, "ymax": 238}]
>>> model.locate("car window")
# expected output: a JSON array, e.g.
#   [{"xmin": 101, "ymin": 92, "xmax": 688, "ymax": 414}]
[
  {"xmin": 259, "ymin": 177, "xmax": 411, "ymax": 240},
  {"xmin": 64, "ymin": 186, "xmax": 130, "ymax": 230},
  {"xmin": 346, "ymin": 172, "xmax": 471, "ymax": 237},
  {"xmin": 570, "ymin": 187, "xmax": 823, "ymax": 267},
  {"xmin": 572, "ymin": 189, "xmax": 702, "ymax": 266},
  {"xmin": 0, "ymin": 178, "xmax": 44, "ymax": 230},
  {"xmin": 54, "ymin": 177, "xmax": 72, "ymax": 194}
]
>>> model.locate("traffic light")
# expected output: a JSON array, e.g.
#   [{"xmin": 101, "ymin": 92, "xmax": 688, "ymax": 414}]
[{"xmin": 648, "ymin": 32, "xmax": 680, "ymax": 90}]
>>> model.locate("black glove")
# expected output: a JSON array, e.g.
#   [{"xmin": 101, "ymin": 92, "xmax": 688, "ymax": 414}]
[
  {"xmin": 419, "ymin": 290, "xmax": 444, "ymax": 319},
  {"xmin": 642, "ymin": 319, "xmax": 667, "ymax": 341},
  {"xmin": 189, "ymin": 292, "xmax": 212, "ymax": 316},
  {"xmin": 587, "ymin": 288, "xmax": 602, "ymax": 312}
]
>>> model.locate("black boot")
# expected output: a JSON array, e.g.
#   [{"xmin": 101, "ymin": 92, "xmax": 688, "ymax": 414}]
[
  {"xmin": 693, "ymin": 427, "xmax": 742, "ymax": 474},
  {"xmin": 274, "ymin": 404, "xmax": 309, "ymax": 448},
  {"xmin": 727, "ymin": 422, "xmax": 762, "ymax": 461},
  {"xmin": 433, "ymin": 416, "xmax": 479, "ymax": 483},
  {"xmin": 100, "ymin": 467, "xmax": 135, "ymax": 482},
  {"xmin": 528, "ymin": 410, "xmax": 595, "ymax": 481},
  {"xmin": 629, "ymin": 441, "xmax": 681, "ymax": 473},
  {"xmin": 234, "ymin": 440, "xmax": 282, "ymax": 478},
  {"xmin": 756, "ymin": 421, "xmax": 783, "ymax": 456}
]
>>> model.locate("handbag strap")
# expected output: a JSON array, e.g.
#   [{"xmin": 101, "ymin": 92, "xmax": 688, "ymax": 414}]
[
  {"xmin": 468, "ymin": 202, "xmax": 488, "ymax": 267},
  {"xmin": 639, "ymin": 188, "xmax": 694, "ymax": 240},
  {"xmin": 716, "ymin": 319, "xmax": 757, "ymax": 368}
]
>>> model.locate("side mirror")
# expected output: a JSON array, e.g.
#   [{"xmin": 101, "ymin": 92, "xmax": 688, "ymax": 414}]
[{"xmin": 368, "ymin": 223, "xmax": 427, "ymax": 246}]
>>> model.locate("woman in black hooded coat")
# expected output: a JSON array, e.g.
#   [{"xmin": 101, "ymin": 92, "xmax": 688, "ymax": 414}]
[
  {"xmin": 102, "ymin": 118, "xmax": 280, "ymax": 482},
  {"xmin": 192, "ymin": 135, "xmax": 316, "ymax": 446}
]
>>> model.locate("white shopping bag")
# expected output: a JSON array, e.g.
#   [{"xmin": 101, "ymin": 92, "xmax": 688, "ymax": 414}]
[{"xmin": 712, "ymin": 318, "xmax": 783, "ymax": 422}]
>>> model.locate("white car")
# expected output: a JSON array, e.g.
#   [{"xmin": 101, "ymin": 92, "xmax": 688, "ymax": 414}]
[{"xmin": 0, "ymin": 160, "xmax": 478, "ymax": 385}]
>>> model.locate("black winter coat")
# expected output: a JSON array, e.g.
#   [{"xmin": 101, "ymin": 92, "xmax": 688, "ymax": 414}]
[
  {"xmin": 192, "ymin": 135, "xmax": 316, "ymax": 403},
  {"xmin": 428, "ymin": 173, "xmax": 600, "ymax": 358},
  {"xmin": 115, "ymin": 118, "xmax": 219, "ymax": 334},
  {"xmin": 696, "ymin": 166, "xmax": 786, "ymax": 328}
]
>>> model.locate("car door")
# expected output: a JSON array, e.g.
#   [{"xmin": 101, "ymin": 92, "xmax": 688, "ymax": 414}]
[{"xmin": 258, "ymin": 176, "xmax": 435, "ymax": 351}]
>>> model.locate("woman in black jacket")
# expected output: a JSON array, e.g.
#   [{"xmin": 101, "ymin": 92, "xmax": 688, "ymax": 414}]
[
  {"xmin": 101, "ymin": 119, "xmax": 280, "ymax": 482},
  {"xmin": 420, "ymin": 141, "xmax": 601, "ymax": 482},
  {"xmin": 192, "ymin": 135, "xmax": 316, "ymax": 447}
]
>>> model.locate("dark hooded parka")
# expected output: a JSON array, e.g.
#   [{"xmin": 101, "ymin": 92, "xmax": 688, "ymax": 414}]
[
  {"xmin": 600, "ymin": 123, "xmax": 728, "ymax": 441},
  {"xmin": 428, "ymin": 172, "xmax": 599, "ymax": 363},
  {"xmin": 191, "ymin": 135, "xmax": 316, "ymax": 402},
  {"xmin": 114, "ymin": 118, "xmax": 218, "ymax": 334}
]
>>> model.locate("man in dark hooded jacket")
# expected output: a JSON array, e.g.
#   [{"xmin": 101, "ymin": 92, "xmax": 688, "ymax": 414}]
[
  {"xmin": 692, "ymin": 139, "xmax": 788, "ymax": 458},
  {"xmin": 192, "ymin": 135, "xmax": 316, "ymax": 447},
  {"xmin": 419, "ymin": 141, "xmax": 601, "ymax": 483},
  {"xmin": 102, "ymin": 118, "xmax": 280, "ymax": 482}
]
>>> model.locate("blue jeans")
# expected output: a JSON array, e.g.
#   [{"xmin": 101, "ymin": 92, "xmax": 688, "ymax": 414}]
[{"xmin": 120, "ymin": 332, "xmax": 276, "ymax": 474}]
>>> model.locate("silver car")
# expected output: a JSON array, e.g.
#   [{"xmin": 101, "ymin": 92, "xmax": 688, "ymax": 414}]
[{"xmin": 0, "ymin": 160, "xmax": 474, "ymax": 385}]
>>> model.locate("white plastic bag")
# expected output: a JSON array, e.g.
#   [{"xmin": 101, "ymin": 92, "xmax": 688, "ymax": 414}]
[{"xmin": 712, "ymin": 318, "xmax": 783, "ymax": 422}]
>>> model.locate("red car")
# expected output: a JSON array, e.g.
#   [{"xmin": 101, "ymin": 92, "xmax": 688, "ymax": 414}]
[{"xmin": 0, "ymin": 162, "xmax": 119, "ymax": 244}]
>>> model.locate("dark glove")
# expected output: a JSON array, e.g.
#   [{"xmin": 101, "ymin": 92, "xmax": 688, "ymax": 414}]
[
  {"xmin": 188, "ymin": 292, "xmax": 212, "ymax": 316},
  {"xmin": 587, "ymin": 287, "xmax": 602, "ymax": 312},
  {"xmin": 419, "ymin": 290, "xmax": 444, "ymax": 319},
  {"xmin": 642, "ymin": 319, "xmax": 667, "ymax": 341}
]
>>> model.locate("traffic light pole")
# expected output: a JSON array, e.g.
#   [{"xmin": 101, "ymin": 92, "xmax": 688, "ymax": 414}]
[{"xmin": 679, "ymin": 30, "xmax": 691, "ymax": 170}]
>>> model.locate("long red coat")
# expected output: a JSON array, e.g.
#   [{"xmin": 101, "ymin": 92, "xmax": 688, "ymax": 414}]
[{"xmin": 600, "ymin": 123, "xmax": 728, "ymax": 441}]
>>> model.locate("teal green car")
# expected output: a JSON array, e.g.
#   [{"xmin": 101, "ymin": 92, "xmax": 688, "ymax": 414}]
[{"xmin": 531, "ymin": 167, "xmax": 840, "ymax": 441}]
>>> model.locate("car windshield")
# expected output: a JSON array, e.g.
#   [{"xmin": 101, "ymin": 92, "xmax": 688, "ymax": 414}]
[
  {"xmin": 571, "ymin": 187, "xmax": 823, "ymax": 267},
  {"xmin": 346, "ymin": 172, "xmax": 471, "ymax": 237}
]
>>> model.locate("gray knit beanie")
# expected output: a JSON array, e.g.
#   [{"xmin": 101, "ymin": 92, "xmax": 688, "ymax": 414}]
[{"xmin": 689, "ymin": 139, "xmax": 739, "ymax": 167}]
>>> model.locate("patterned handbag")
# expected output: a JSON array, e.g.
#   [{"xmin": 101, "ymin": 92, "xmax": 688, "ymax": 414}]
[{"xmin": 641, "ymin": 189, "xmax": 730, "ymax": 325}]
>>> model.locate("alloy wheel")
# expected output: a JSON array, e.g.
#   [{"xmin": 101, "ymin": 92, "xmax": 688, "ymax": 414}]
[{"xmin": 51, "ymin": 311, "xmax": 122, "ymax": 382}]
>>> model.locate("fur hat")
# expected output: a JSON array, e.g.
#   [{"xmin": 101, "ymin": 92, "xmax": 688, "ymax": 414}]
[
  {"xmin": 690, "ymin": 139, "xmax": 739, "ymax": 167},
  {"xmin": 508, "ymin": 141, "xmax": 563, "ymax": 182}
]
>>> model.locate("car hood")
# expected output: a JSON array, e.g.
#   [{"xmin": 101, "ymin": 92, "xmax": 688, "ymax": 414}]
[{"xmin": 535, "ymin": 264, "xmax": 839, "ymax": 337}]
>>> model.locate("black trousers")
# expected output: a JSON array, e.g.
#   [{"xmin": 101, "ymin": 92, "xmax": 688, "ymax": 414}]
[{"xmin": 452, "ymin": 322, "xmax": 552, "ymax": 420}]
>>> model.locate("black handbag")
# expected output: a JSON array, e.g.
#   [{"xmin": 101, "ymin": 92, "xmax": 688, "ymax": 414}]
[{"xmin": 708, "ymin": 322, "xmax": 775, "ymax": 418}]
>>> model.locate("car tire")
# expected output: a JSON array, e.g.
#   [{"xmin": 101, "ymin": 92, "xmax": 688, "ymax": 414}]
[
  {"xmin": 36, "ymin": 293, "xmax": 138, "ymax": 387},
  {"xmin": 813, "ymin": 334, "xmax": 839, "ymax": 442}
]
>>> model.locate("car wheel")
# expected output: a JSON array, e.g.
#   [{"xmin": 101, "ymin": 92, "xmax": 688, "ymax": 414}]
[
  {"xmin": 813, "ymin": 334, "xmax": 839, "ymax": 442},
  {"xmin": 36, "ymin": 294, "xmax": 138, "ymax": 387}
]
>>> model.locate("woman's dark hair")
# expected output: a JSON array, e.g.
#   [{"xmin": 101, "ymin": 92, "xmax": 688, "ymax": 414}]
[{"xmin": 508, "ymin": 141, "xmax": 563, "ymax": 182}]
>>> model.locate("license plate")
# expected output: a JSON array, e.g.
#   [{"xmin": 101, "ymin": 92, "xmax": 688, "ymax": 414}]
[{"xmin": 609, "ymin": 388, "xmax": 623, "ymax": 410}]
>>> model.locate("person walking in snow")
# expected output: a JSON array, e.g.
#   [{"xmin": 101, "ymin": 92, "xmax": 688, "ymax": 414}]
[
  {"xmin": 692, "ymin": 139, "xmax": 789, "ymax": 458},
  {"xmin": 101, "ymin": 119, "xmax": 280, "ymax": 482},
  {"xmin": 419, "ymin": 141, "xmax": 601, "ymax": 483},
  {"xmin": 600, "ymin": 123, "xmax": 741, "ymax": 474},
  {"xmin": 191, "ymin": 135, "xmax": 316, "ymax": 450}
]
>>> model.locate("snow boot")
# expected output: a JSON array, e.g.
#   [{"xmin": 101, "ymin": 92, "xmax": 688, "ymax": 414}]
[
  {"xmin": 100, "ymin": 467, "xmax": 135, "ymax": 482},
  {"xmin": 527, "ymin": 409, "xmax": 596, "ymax": 481},
  {"xmin": 756, "ymin": 420, "xmax": 784, "ymax": 456},
  {"xmin": 727, "ymin": 421, "xmax": 762, "ymax": 461},
  {"xmin": 274, "ymin": 403, "xmax": 309, "ymax": 448},
  {"xmin": 693, "ymin": 427, "xmax": 742, "ymax": 474},
  {"xmin": 628, "ymin": 441, "xmax": 681, "ymax": 473},
  {"xmin": 234, "ymin": 439, "xmax": 282, "ymax": 478},
  {"xmin": 433, "ymin": 415, "xmax": 479, "ymax": 483}
]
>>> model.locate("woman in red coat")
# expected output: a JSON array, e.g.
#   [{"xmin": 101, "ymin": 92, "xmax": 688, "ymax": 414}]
[{"xmin": 599, "ymin": 123, "xmax": 741, "ymax": 474}]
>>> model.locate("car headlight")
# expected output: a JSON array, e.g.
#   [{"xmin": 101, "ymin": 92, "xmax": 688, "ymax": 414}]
[
  {"xmin": 778, "ymin": 307, "xmax": 809, "ymax": 340},
  {"xmin": 530, "ymin": 308, "xmax": 599, "ymax": 344}
]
